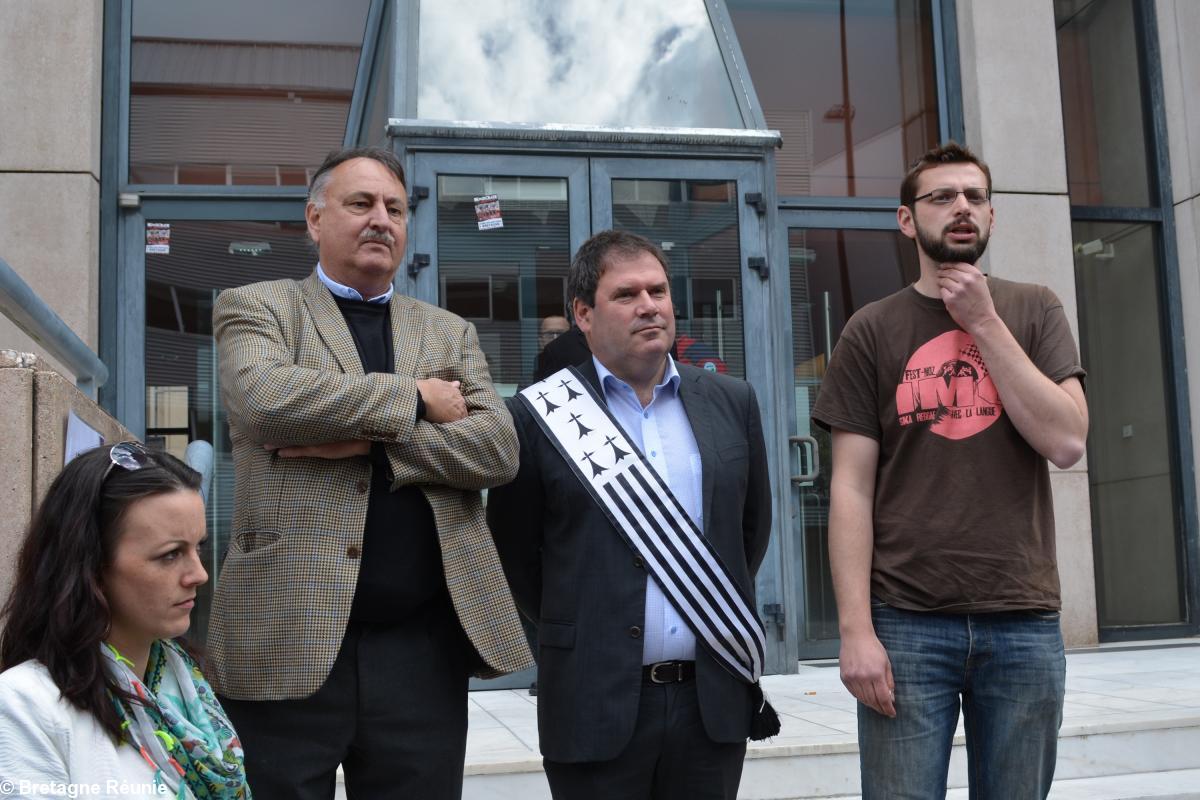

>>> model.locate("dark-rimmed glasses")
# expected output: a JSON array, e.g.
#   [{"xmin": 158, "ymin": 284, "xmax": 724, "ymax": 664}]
[
  {"xmin": 912, "ymin": 187, "xmax": 991, "ymax": 206},
  {"xmin": 102, "ymin": 441, "xmax": 150, "ymax": 482}
]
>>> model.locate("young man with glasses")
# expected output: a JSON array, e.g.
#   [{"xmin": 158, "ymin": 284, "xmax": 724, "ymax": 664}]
[{"xmin": 813, "ymin": 142, "xmax": 1089, "ymax": 797}]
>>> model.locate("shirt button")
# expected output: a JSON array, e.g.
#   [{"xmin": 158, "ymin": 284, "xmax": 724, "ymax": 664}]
[
  {"xmin": 650, "ymin": 450, "xmax": 656, "ymax": 457},
  {"xmin": 346, "ymin": 545, "xmax": 361, "ymax": 559},
  {"xmin": 628, "ymin": 626, "xmax": 642, "ymax": 639},
  {"xmin": 356, "ymin": 479, "xmax": 369, "ymax": 493},
  {"xmin": 669, "ymin": 626, "xmax": 678, "ymax": 634},
  {"xmin": 643, "ymin": 411, "xmax": 649, "ymax": 419}
]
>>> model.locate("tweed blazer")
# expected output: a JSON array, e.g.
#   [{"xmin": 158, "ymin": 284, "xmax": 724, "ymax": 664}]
[
  {"xmin": 489, "ymin": 359, "xmax": 772, "ymax": 762},
  {"xmin": 207, "ymin": 272, "xmax": 533, "ymax": 700}
]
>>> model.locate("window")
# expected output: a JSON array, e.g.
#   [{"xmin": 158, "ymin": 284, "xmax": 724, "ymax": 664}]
[
  {"xmin": 129, "ymin": 0, "xmax": 372, "ymax": 185},
  {"xmin": 727, "ymin": 0, "xmax": 941, "ymax": 198},
  {"xmin": 1056, "ymin": 0, "xmax": 1189, "ymax": 633}
]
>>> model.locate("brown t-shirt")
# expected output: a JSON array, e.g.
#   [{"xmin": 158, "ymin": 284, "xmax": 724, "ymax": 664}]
[{"xmin": 812, "ymin": 278, "xmax": 1085, "ymax": 612}]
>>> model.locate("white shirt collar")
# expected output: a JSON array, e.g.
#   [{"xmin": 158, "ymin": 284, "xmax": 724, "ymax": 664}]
[
  {"xmin": 316, "ymin": 263, "xmax": 394, "ymax": 304},
  {"xmin": 593, "ymin": 354, "xmax": 681, "ymax": 400}
]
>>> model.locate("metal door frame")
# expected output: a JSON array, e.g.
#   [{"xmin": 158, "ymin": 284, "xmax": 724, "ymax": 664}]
[{"xmin": 775, "ymin": 207, "xmax": 900, "ymax": 661}]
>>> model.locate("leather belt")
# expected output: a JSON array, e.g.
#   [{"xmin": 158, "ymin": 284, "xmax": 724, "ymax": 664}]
[{"xmin": 642, "ymin": 660, "xmax": 696, "ymax": 684}]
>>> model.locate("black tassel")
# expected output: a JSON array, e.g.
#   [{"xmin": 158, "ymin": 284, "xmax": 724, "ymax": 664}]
[{"xmin": 749, "ymin": 682, "xmax": 781, "ymax": 741}]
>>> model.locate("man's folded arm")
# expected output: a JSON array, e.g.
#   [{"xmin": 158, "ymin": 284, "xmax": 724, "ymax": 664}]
[
  {"xmin": 384, "ymin": 322, "xmax": 519, "ymax": 490},
  {"xmin": 215, "ymin": 286, "xmax": 420, "ymax": 446}
]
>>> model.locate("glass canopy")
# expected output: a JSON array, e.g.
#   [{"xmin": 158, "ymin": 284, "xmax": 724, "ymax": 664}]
[{"xmin": 415, "ymin": 0, "xmax": 746, "ymax": 128}]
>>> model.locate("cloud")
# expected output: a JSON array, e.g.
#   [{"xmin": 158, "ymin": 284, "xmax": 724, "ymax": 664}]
[{"xmin": 417, "ymin": 0, "xmax": 744, "ymax": 127}]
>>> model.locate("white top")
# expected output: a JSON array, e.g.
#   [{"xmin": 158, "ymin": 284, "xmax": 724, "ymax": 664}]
[{"xmin": 0, "ymin": 660, "xmax": 187, "ymax": 799}]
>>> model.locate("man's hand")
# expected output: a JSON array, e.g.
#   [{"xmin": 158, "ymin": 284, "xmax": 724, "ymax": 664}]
[
  {"xmin": 266, "ymin": 441, "xmax": 370, "ymax": 459},
  {"xmin": 839, "ymin": 630, "xmax": 896, "ymax": 718},
  {"xmin": 418, "ymin": 378, "xmax": 468, "ymax": 423},
  {"xmin": 937, "ymin": 262, "xmax": 997, "ymax": 334}
]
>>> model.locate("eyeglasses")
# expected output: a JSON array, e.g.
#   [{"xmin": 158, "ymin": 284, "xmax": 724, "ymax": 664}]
[
  {"xmin": 912, "ymin": 187, "xmax": 991, "ymax": 206},
  {"xmin": 102, "ymin": 441, "xmax": 150, "ymax": 482}
]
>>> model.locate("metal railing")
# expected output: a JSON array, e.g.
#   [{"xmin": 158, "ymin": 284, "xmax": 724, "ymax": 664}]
[{"xmin": 0, "ymin": 257, "xmax": 109, "ymax": 398}]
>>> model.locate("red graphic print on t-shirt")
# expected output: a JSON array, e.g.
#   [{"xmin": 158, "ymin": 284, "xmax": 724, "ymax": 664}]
[{"xmin": 895, "ymin": 330, "xmax": 1003, "ymax": 440}]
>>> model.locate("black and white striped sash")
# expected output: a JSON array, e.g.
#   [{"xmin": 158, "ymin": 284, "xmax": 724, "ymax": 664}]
[{"xmin": 519, "ymin": 366, "xmax": 766, "ymax": 684}]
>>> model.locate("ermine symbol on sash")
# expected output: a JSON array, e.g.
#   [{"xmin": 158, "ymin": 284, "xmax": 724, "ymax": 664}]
[{"xmin": 519, "ymin": 366, "xmax": 767, "ymax": 684}]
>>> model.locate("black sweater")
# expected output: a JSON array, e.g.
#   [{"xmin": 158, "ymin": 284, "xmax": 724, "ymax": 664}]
[{"xmin": 334, "ymin": 296, "xmax": 445, "ymax": 624}]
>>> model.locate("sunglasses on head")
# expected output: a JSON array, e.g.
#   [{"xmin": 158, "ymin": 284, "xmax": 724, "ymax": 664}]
[{"xmin": 102, "ymin": 441, "xmax": 150, "ymax": 483}]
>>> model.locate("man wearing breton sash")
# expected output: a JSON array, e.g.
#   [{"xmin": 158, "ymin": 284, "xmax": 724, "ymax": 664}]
[{"xmin": 489, "ymin": 229, "xmax": 773, "ymax": 800}]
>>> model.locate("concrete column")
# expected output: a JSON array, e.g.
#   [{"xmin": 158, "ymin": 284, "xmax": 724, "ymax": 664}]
[
  {"xmin": 0, "ymin": 0, "xmax": 104, "ymax": 379},
  {"xmin": 0, "ymin": 364, "xmax": 34, "ymax": 607},
  {"xmin": 957, "ymin": 1, "xmax": 1097, "ymax": 646}
]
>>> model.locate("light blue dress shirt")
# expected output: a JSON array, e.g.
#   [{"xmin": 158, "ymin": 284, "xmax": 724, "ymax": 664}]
[
  {"xmin": 594, "ymin": 355, "xmax": 701, "ymax": 664},
  {"xmin": 316, "ymin": 262, "xmax": 394, "ymax": 304}
]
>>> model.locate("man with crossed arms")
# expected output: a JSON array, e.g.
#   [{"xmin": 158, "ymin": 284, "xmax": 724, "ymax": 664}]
[
  {"xmin": 489, "ymin": 229, "xmax": 772, "ymax": 800},
  {"xmin": 210, "ymin": 146, "xmax": 531, "ymax": 798}
]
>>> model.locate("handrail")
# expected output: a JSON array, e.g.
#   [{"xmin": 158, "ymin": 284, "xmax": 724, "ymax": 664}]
[{"xmin": 0, "ymin": 257, "xmax": 109, "ymax": 398}]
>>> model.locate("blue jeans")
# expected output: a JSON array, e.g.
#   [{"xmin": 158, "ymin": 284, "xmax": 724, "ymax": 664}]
[{"xmin": 859, "ymin": 602, "xmax": 1066, "ymax": 799}]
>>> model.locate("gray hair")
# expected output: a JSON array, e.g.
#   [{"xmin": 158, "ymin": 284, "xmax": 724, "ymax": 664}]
[{"xmin": 308, "ymin": 146, "xmax": 407, "ymax": 209}]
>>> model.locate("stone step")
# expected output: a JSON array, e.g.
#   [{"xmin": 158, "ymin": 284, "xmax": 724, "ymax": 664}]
[
  {"xmin": 455, "ymin": 712, "xmax": 1200, "ymax": 799},
  {"xmin": 809, "ymin": 768, "xmax": 1200, "ymax": 799}
]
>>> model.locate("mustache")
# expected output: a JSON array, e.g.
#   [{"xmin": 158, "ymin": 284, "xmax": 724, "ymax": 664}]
[
  {"xmin": 359, "ymin": 229, "xmax": 395, "ymax": 246},
  {"xmin": 943, "ymin": 216, "xmax": 979, "ymax": 236}
]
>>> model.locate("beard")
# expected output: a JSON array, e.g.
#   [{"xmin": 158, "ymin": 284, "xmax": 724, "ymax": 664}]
[{"xmin": 914, "ymin": 216, "xmax": 990, "ymax": 265}]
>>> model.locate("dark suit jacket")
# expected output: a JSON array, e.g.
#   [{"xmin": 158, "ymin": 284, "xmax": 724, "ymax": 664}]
[{"xmin": 488, "ymin": 358, "xmax": 772, "ymax": 763}]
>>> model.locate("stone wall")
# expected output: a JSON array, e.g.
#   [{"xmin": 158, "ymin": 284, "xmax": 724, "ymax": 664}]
[{"xmin": 0, "ymin": 354, "xmax": 130, "ymax": 609}]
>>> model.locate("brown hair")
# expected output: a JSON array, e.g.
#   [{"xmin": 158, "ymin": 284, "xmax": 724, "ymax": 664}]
[
  {"xmin": 900, "ymin": 141, "xmax": 992, "ymax": 207},
  {"xmin": 568, "ymin": 229, "xmax": 671, "ymax": 308}
]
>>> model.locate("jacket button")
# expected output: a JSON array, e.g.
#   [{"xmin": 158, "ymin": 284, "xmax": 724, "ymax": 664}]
[
  {"xmin": 356, "ymin": 479, "xmax": 369, "ymax": 493},
  {"xmin": 346, "ymin": 545, "xmax": 361, "ymax": 559},
  {"xmin": 628, "ymin": 626, "xmax": 642, "ymax": 639},
  {"xmin": 633, "ymin": 556, "xmax": 644, "ymax": 569}
]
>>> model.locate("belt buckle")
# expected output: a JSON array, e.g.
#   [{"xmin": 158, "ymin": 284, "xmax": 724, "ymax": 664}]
[{"xmin": 650, "ymin": 661, "xmax": 680, "ymax": 684}]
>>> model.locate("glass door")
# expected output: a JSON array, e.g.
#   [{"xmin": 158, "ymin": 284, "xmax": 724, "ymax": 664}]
[
  {"xmin": 140, "ymin": 215, "xmax": 311, "ymax": 640},
  {"xmin": 408, "ymin": 154, "xmax": 589, "ymax": 688},
  {"xmin": 408, "ymin": 155, "xmax": 590, "ymax": 392},
  {"xmin": 781, "ymin": 211, "xmax": 918, "ymax": 659}
]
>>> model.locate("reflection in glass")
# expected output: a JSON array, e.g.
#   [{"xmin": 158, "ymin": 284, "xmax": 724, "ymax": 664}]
[
  {"xmin": 611, "ymin": 179, "xmax": 744, "ymax": 378},
  {"xmin": 436, "ymin": 176, "xmax": 571, "ymax": 394},
  {"xmin": 358, "ymin": 0, "xmax": 395, "ymax": 148},
  {"xmin": 727, "ymin": 0, "xmax": 940, "ymax": 198},
  {"xmin": 790, "ymin": 227, "xmax": 915, "ymax": 652},
  {"xmin": 130, "ymin": 0, "xmax": 371, "ymax": 185},
  {"xmin": 144, "ymin": 220, "xmax": 312, "ymax": 638},
  {"xmin": 1073, "ymin": 221, "xmax": 1182, "ymax": 626},
  {"xmin": 1055, "ymin": 0, "xmax": 1153, "ymax": 206},
  {"xmin": 416, "ymin": 1, "xmax": 743, "ymax": 128}
]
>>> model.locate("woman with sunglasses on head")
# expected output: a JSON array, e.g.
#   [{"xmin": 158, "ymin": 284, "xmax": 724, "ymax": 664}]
[{"xmin": 0, "ymin": 443, "xmax": 251, "ymax": 799}]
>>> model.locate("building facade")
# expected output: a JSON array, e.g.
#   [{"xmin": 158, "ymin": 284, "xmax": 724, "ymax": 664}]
[{"xmin": 2, "ymin": 0, "xmax": 1198, "ymax": 675}]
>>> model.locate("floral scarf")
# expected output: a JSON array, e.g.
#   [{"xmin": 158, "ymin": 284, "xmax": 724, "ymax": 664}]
[{"xmin": 102, "ymin": 640, "xmax": 251, "ymax": 799}]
